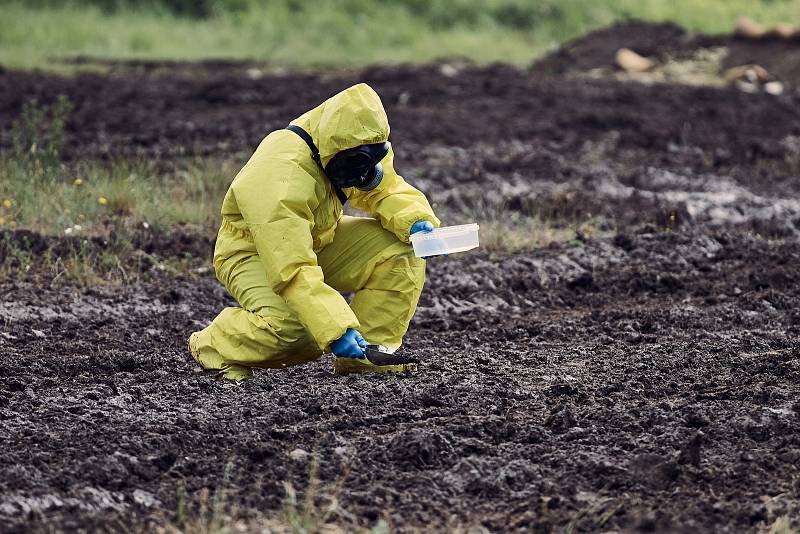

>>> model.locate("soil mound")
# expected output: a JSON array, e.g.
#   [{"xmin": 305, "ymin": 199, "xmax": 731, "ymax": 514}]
[
  {"xmin": 0, "ymin": 226, "xmax": 213, "ymax": 271},
  {"xmin": 533, "ymin": 20, "xmax": 700, "ymax": 75},
  {"xmin": 533, "ymin": 19, "xmax": 800, "ymax": 88}
]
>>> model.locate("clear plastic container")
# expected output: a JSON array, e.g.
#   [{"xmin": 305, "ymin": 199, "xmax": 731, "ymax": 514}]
[{"xmin": 410, "ymin": 223, "xmax": 480, "ymax": 258}]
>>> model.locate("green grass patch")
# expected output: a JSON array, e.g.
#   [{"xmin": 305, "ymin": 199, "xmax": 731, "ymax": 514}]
[
  {"xmin": 0, "ymin": 157, "xmax": 232, "ymax": 236},
  {"xmin": 1, "ymin": 0, "xmax": 798, "ymax": 70},
  {"xmin": 0, "ymin": 152, "xmax": 232, "ymax": 284},
  {"xmin": 0, "ymin": 151, "xmax": 229, "ymax": 285}
]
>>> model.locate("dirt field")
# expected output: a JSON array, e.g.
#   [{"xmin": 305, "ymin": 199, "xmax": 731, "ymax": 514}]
[{"xmin": 1, "ymin": 22, "xmax": 799, "ymax": 532}]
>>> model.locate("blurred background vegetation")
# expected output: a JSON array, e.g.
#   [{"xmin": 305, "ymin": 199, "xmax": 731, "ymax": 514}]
[{"xmin": 1, "ymin": 0, "xmax": 799, "ymax": 69}]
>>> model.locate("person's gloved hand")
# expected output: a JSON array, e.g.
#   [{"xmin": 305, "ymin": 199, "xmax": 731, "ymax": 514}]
[
  {"xmin": 331, "ymin": 328, "xmax": 367, "ymax": 358},
  {"xmin": 410, "ymin": 220, "xmax": 447, "ymax": 259},
  {"xmin": 410, "ymin": 220, "xmax": 434, "ymax": 235}
]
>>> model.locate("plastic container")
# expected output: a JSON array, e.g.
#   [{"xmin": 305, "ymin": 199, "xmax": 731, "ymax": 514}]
[{"xmin": 410, "ymin": 223, "xmax": 480, "ymax": 258}]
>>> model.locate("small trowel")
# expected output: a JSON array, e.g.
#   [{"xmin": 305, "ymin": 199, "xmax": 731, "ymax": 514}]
[{"xmin": 364, "ymin": 345, "xmax": 419, "ymax": 369}]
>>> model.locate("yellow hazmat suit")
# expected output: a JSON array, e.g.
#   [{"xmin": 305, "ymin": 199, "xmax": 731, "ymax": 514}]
[{"xmin": 188, "ymin": 83, "xmax": 440, "ymax": 380}]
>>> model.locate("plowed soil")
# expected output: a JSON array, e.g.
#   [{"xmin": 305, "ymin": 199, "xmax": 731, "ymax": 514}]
[{"xmin": 1, "ymin": 21, "xmax": 800, "ymax": 533}]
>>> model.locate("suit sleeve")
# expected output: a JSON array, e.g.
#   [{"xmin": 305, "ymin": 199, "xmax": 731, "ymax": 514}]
[
  {"xmin": 231, "ymin": 158, "xmax": 359, "ymax": 351},
  {"xmin": 346, "ymin": 144, "xmax": 440, "ymax": 242}
]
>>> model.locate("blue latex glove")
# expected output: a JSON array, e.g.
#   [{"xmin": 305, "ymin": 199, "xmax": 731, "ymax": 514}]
[
  {"xmin": 331, "ymin": 328, "xmax": 367, "ymax": 358},
  {"xmin": 410, "ymin": 220, "xmax": 434, "ymax": 235},
  {"xmin": 410, "ymin": 220, "xmax": 447, "ymax": 259}
]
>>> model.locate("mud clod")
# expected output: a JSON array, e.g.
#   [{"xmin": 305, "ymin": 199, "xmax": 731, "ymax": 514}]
[
  {"xmin": 629, "ymin": 454, "xmax": 681, "ymax": 490},
  {"xmin": 388, "ymin": 429, "xmax": 455, "ymax": 469},
  {"xmin": 544, "ymin": 404, "xmax": 577, "ymax": 433},
  {"xmin": 678, "ymin": 431, "xmax": 704, "ymax": 467}
]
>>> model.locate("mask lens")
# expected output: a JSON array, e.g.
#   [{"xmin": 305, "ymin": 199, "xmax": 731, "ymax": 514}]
[
  {"xmin": 325, "ymin": 142, "xmax": 390, "ymax": 189},
  {"xmin": 340, "ymin": 152, "xmax": 373, "ymax": 178}
]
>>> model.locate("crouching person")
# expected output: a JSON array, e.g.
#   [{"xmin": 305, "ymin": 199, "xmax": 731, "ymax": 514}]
[{"xmin": 188, "ymin": 83, "xmax": 439, "ymax": 380}]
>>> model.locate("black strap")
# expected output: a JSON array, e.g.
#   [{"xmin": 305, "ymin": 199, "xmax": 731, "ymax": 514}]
[{"xmin": 286, "ymin": 125, "xmax": 348, "ymax": 205}]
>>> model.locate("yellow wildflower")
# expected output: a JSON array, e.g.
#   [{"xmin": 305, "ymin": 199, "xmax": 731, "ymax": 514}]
[
  {"xmin": 73, "ymin": 178, "xmax": 83, "ymax": 186},
  {"xmin": 2, "ymin": 199, "xmax": 11, "ymax": 208},
  {"xmin": 0, "ymin": 217, "xmax": 5, "ymax": 226},
  {"xmin": 97, "ymin": 196, "xmax": 108, "ymax": 206}
]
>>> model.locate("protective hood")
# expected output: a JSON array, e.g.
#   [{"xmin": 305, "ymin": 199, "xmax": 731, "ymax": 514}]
[{"xmin": 289, "ymin": 83, "xmax": 390, "ymax": 168}]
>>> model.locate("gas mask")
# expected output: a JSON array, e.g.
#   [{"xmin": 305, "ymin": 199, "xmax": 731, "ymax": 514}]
[{"xmin": 324, "ymin": 142, "xmax": 390, "ymax": 191}]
